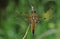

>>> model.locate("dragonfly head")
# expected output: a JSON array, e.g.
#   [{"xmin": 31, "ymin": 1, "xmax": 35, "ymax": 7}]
[{"xmin": 31, "ymin": 6, "xmax": 36, "ymax": 14}]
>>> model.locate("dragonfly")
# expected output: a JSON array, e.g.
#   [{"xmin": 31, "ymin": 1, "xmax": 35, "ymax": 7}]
[
  {"xmin": 29, "ymin": 6, "xmax": 38, "ymax": 36},
  {"xmin": 15, "ymin": 6, "xmax": 53, "ymax": 36}
]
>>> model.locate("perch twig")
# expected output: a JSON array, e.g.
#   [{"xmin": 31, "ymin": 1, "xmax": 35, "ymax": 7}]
[{"xmin": 22, "ymin": 25, "xmax": 30, "ymax": 39}]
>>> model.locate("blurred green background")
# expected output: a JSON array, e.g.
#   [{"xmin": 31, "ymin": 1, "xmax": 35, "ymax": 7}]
[{"xmin": 0, "ymin": 0, "xmax": 60, "ymax": 39}]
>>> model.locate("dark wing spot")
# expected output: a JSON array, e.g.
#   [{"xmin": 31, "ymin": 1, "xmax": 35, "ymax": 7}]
[{"xmin": 44, "ymin": 18, "xmax": 47, "ymax": 20}]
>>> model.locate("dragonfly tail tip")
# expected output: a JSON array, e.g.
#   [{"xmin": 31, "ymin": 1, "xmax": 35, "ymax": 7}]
[{"xmin": 32, "ymin": 30, "xmax": 34, "ymax": 36}]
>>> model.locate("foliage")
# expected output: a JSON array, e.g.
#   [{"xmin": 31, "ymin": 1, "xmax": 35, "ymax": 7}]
[{"xmin": 0, "ymin": 0, "xmax": 60, "ymax": 39}]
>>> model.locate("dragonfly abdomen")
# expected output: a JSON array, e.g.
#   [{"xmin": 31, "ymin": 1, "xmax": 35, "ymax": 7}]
[{"xmin": 31, "ymin": 20, "xmax": 35, "ymax": 36}]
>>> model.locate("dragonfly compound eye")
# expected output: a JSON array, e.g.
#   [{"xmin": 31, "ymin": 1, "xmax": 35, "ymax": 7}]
[{"xmin": 32, "ymin": 11, "xmax": 36, "ymax": 13}]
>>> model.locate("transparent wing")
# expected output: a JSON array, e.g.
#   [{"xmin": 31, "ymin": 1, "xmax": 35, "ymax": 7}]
[
  {"xmin": 15, "ymin": 10, "xmax": 29, "ymax": 23},
  {"xmin": 38, "ymin": 9, "xmax": 54, "ymax": 22}
]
